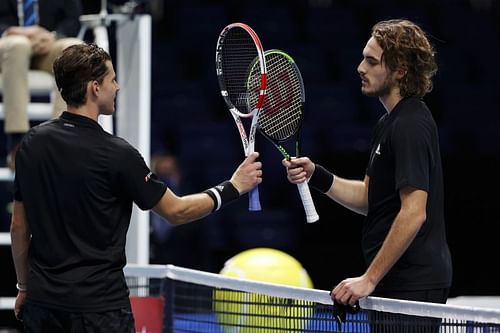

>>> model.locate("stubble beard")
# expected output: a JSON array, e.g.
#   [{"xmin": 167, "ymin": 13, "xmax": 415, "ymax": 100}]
[{"xmin": 362, "ymin": 75, "xmax": 395, "ymax": 98}]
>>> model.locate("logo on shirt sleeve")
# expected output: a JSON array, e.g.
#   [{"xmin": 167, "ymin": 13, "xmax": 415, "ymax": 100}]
[{"xmin": 144, "ymin": 172, "xmax": 153, "ymax": 182}]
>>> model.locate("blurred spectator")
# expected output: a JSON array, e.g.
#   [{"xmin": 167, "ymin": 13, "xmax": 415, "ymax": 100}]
[
  {"xmin": 0, "ymin": 0, "xmax": 82, "ymax": 169},
  {"xmin": 148, "ymin": 151, "xmax": 213, "ymax": 269},
  {"xmin": 150, "ymin": 152, "xmax": 182, "ymax": 245}
]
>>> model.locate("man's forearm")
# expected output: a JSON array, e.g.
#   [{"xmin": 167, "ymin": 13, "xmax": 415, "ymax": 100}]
[
  {"xmin": 10, "ymin": 202, "xmax": 30, "ymax": 289},
  {"xmin": 327, "ymin": 175, "xmax": 369, "ymax": 216},
  {"xmin": 364, "ymin": 189, "xmax": 427, "ymax": 286}
]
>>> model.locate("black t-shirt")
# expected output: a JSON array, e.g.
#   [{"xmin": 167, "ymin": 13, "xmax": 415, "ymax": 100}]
[
  {"xmin": 365, "ymin": 97, "xmax": 452, "ymax": 292},
  {"xmin": 14, "ymin": 112, "xmax": 167, "ymax": 312}
]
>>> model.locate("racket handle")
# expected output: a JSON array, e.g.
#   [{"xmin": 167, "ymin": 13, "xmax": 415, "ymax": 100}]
[
  {"xmin": 248, "ymin": 186, "xmax": 262, "ymax": 211},
  {"xmin": 297, "ymin": 182, "xmax": 319, "ymax": 223}
]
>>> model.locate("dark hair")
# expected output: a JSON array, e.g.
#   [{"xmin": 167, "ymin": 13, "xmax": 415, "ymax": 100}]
[
  {"xmin": 53, "ymin": 43, "xmax": 112, "ymax": 107},
  {"xmin": 372, "ymin": 19, "xmax": 437, "ymax": 97}
]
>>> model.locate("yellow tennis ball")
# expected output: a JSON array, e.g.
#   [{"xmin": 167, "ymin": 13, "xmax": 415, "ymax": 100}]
[{"xmin": 213, "ymin": 248, "xmax": 313, "ymax": 333}]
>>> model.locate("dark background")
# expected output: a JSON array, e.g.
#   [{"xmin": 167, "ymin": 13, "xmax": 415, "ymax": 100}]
[{"xmin": 1, "ymin": 0, "xmax": 499, "ymax": 329}]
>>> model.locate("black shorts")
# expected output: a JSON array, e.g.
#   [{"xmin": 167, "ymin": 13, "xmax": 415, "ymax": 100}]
[{"xmin": 23, "ymin": 302, "xmax": 135, "ymax": 333}]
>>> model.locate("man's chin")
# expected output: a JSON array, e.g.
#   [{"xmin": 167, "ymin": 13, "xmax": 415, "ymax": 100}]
[
  {"xmin": 361, "ymin": 88, "xmax": 375, "ymax": 97},
  {"xmin": 100, "ymin": 109, "xmax": 115, "ymax": 116}
]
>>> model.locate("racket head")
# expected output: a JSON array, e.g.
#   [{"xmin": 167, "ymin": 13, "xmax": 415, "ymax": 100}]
[
  {"xmin": 216, "ymin": 23, "xmax": 267, "ymax": 118},
  {"xmin": 257, "ymin": 49, "xmax": 305, "ymax": 144}
]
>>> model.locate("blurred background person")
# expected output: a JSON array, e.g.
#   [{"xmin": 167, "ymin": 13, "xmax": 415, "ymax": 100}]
[
  {"xmin": 0, "ymin": 0, "xmax": 83, "ymax": 169},
  {"xmin": 149, "ymin": 151, "xmax": 182, "ymax": 263}
]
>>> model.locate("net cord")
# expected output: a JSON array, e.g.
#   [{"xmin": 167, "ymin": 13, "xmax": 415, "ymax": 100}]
[{"xmin": 124, "ymin": 264, "xmax": 500, "ymax": 324}]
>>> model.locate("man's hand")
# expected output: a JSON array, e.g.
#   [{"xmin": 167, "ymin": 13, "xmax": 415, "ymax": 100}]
[
  {"xmin": 282, "ymin": 157, "xmax": 315, "ymax": 184},
  {"xmin": 14, "ymin": 290, "xmax": 27, "ymax": 321},
  {"xmin": 27, "ymin": 26, "xmax": 55, "ymax": 55},
  {"xmin": 331, "ymin": 274, "xmax": 376, "ymax": 306},
  {"xmin": 4, "ymin": 25, "xmax": 55, "ymax": 55},
  {"xmin": 230, "ymin": 152, "xmax": 262, "ymax": 194}
]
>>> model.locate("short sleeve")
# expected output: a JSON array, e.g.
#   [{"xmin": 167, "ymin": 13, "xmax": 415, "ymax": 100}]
[
  {"xmin": 114, "ymin": 141, "xmax": 167, "ymax": 210},
  {"xmin": 391, "ymin": 117, "xmax": 433, "ymax": 192}
]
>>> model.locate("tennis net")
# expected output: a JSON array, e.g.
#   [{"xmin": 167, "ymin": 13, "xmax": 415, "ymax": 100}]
[{"xmin": 125, "ymin": 264, "xmax": 500, "ymax": 332}]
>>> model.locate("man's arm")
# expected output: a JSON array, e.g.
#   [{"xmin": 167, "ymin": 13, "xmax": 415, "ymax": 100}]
[
  {"xmin": 326, "ymin": 175, "xmax": 369, "ymax": 216},
  {"xmin": 361, "ymin": 186, "xmax": 427, "ymax": 285},
  {"xmin": 153, "ymin": 152, "xmax": 262, "ymax": 225},
  {"xmin": 283, "ymin": 157, "xmax": 369, "ymax": 216},
  {"xmin": 10, "ymin": 200, "xmax": 30, "ymax": 320},
  {"xmin": 332, "ymin": 186, "xmax": 428, "ymax": 305},
  {"xmin": 152, "ymin": 189, "xmax": 217, "ymax": 226}
]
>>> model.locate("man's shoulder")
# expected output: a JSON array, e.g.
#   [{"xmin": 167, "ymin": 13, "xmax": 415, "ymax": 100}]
[
  {"xmin": 108, "ymin": 135, "xmax": 134, "ymax": 149},
  {"xmin": 106, "ymin": 135, "xmax": 143, "ymax": 159},
  {"xmin": 390, "ymin": 99, "xmax": 437, "ymax": 142},
  {"xmin": 393, "ymin": 98, "xmax": 433, "ymax": 125},
  {"xmin": 398, "ymin": 97, "xmax": 431, "ymax": 114},
  {"xmin": 25, "ymin": 118, "xmax": 58, "ymax": 136}
]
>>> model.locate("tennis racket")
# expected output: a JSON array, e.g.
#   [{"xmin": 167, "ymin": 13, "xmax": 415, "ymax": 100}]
[
  {"xmin": 255, "ymin": 49, "xmax": 319, "ymax": 223},
  {"xmin": 215, "ymin": 23, "xmax": 267, "ymax": 211}
]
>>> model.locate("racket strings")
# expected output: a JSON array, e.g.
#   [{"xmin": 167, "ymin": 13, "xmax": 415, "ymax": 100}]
[
  {"xmin": 258, "ymin": 55, "xmax": 303, "ymax": 141},
  {"xmin": 219, "ymin": 29, "xmax": 262, "ymax": 114}
]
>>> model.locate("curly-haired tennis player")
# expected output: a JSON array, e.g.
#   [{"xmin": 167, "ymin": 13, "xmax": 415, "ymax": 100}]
[{"xmin": 284, "ymin": 19, "xmax": 452, "ymax": 307}]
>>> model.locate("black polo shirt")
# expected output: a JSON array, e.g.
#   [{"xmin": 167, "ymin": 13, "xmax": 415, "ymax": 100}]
[
  {"xmin": 365, "ymin": 97, "xmax": 452, "ymax": 292},
  {"xmin": 14, "ymin": 112, "xmax": 167, "ymax": 312}
]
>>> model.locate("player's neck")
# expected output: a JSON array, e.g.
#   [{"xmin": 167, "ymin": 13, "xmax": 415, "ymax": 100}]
[
  {"xmin": 67, "ymin": 105, "xmax": 99, "ymax": 122},
  {"xmin": 379, "ymin": 88, "xmax": 402, "ymax": 114}
]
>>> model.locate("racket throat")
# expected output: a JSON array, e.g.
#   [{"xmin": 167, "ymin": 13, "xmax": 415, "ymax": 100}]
[{"xmin": 276, "ymin": 145, "xmax": 290, "ymax": 160}]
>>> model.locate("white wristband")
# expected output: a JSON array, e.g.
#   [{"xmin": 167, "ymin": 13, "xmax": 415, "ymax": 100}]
[{"xmin": 16, "ymin": 283, "xmax": 27, "ymax": 292}]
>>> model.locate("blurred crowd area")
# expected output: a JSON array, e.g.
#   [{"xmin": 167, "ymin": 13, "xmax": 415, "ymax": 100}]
[
  {"xmin": 148, "ymin": 0, "xmax": 499, "ymax": 154},
  {"xmin": 1, "ymin": 0, "xmax": 499, "ymax": 298}
]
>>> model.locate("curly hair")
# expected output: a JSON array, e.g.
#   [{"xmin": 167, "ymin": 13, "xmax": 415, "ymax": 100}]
[
  {"xmin": 372, "ymin": 19, "xmax": 437, "ymax": 98},
  {"xmin": 53, "ymin": 43, "xmax": 112, "ymax": 107}
]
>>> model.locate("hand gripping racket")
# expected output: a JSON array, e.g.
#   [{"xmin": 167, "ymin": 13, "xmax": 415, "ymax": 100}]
[
  {"xmin": 215, "ymin": 23, "xmax": 267, "ymax": 211},
  {"xmin": 254, "ymin": 49, "xmax": 319, "ymax": 223}
]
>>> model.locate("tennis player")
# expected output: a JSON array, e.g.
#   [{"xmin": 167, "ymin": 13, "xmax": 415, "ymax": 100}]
[
  {"xmin": 10, "ymin": 42, "xmax": 262, "ymax": 331},
  {"xmin": 284, "ymin": 19, "xmax": 452, "ymax": 307}
]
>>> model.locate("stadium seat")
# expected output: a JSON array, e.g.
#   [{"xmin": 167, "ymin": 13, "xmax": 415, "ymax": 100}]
[
  {"xmin": 0, "ymin": 70, "xmax": 54, "ymax": 121},
  {"xmin": 0, "ymin": 70, "xmax": 54, "ymax": 178}
]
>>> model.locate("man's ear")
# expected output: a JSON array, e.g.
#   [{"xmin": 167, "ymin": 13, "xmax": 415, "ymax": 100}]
[
  {"xmin": 90, "ymin": 80, "xmax": 100, "ymax": 95},
  {"xmin": 395, "ymin": 66, "xmax": 407, "ymax": 80}
]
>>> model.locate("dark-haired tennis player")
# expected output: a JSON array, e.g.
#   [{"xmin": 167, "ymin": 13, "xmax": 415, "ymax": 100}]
[
  {"xmin": 284, "ymin": 19, "xmax": 452, "ymax": 308},
  {"xmin": 10, "ymin": 42, "xmax": 262, "ymax": 332}
]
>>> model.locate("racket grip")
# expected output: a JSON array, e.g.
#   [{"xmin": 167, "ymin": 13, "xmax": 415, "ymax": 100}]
[
  {"xmin": 248, "ymin": 186, "xmax": 262, "ymax": 211},
  {"xmin": 297, "ymin": 182, "xmax": 319, "ymax": 223}
]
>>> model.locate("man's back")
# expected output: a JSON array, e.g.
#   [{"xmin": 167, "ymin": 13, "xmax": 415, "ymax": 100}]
[{"xmin": 14, "ymin": 112, "xmax": 144, "ymax": 311}]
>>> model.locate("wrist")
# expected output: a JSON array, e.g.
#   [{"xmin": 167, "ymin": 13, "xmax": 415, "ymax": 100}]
[
  {"xmin": 16, "ymin": 282, "xmax": 27, "ymax": 292},
  {"xmin": 203, "ymin": 181, "xmax": 240, "ymax": 212},
  {"xmin": 308, "ymin": 164, "xmax": 334, "ymax": 193}
]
